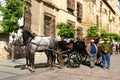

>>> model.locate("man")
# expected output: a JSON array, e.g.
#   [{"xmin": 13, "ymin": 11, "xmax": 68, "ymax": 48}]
[
  {"xmin": 101, "ymin": 38, "xmax": 112, "ymax": 69},
  {"xmin": 86, "ymin": 39, "xmax": 98, "ymax": 68}
]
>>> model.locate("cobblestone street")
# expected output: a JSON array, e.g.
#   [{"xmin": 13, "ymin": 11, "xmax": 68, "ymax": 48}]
[
  {"xmin": 0, "ymin": 0, "xmax": 120, "ymax": 80},
  {"xmin": 0, "ymin": 53, "xmax": 120, "ymax": 80}
]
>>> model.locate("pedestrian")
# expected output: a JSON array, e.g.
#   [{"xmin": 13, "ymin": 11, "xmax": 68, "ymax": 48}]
[
  {"xmin": 101, "ymin": 38, "xmax": 112, "ymax": 69},
  {"xmin": 118, "ymin": 42, "xmax": 120, "ymax": 54},
  {"xmin": 86, "ymin": 39, "xmax": 98, "ymax": 68},
  {"xmin": 116, "ymin": 42, "xmax": 120, "ymax": 54}
]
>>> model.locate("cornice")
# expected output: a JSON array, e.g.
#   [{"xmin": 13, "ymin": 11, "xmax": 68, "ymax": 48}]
[
  {"xmin": 42, "ymin": 0, "xmax": 59, "ymax": 10},
  {"xmin": 102, "ymin": 0, "xmax": 116, "ymax": 14}
]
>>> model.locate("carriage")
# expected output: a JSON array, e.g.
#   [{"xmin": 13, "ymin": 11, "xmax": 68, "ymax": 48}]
[
  {"xmin": 57, "ymin": 39, "xmax": 83, "ymax": 68},
  {"xmin": 57, "ymin": 37, "xmax": 102, "ymax": 67}
]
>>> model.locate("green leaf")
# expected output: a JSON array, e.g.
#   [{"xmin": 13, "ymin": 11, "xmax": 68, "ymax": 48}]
[
  {"xmin": 56, "ymin": 22, "xmax": 75, "ymax": 38},
  {"xmin": 0, "ymin": 0, "xmax": 25, "ymax": 33},
  {"xmin": 87, "ymin": 26, "xmax": 99, "ymax": 37}
]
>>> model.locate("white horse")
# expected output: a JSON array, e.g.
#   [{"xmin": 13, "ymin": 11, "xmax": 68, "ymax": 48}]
[
  {"xmin": 9, "ymin": 28, "xmax": 57, "ymax": 72},
  {"xmin": 9, "ymin": 31, "xmax": 23, "ymax": 45}
]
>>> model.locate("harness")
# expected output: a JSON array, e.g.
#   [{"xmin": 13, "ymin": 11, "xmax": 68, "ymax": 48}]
[{"xmin": 25, "ymin": 36, "xmax": 56, "ymax": 52}]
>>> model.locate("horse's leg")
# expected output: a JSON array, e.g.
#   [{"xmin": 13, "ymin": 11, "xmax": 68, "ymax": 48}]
[
  {"xmin": 45, "ymin": 51, "xmax": 49, "ymax": 65},
  {"xmin": 47, "ymin": 50, "xmax": 56, "ymax": 70},
  {"xmin": 45, "ymin": 51, "xmax": 50, "ymax": 66},
  {"xmin": 29, "ymin": 51, "xmax": 35, "ymax": 72},
  {"xmin": 31, "ymin": 52, "xmax": 35, "ymax": 72},
  {"xmin": 11, "ymin": 45, "xmax": 15, "ymax": 62},
  {"xmin": 25, "ymin": 53, "xmax": 29, "ymax": 68},
  {"xmin": 51, "ymin": 51, "xmax": 56, "ymax": 69},
  {"xmin": 25, "ymin": 48, "xmax": 31, "ymax": 69}
]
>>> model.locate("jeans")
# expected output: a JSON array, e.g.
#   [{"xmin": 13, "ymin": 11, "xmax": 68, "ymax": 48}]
[{"xmin": 102, "ymin": 53, "xmax": 110, "ymax": 67}]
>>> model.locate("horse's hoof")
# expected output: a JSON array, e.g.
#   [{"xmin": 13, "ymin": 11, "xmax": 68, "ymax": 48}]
[
  {"xmin": 31, "ymin": 70, "xmax": 35, "ymax": 73},
  {"xmin": 25, "ymin": 65, "xmax": 29, "ymax": 69},
  {"xmin": 28, "ymin": 66, "xmax": 31, "ymax": 70},
  {"xmin": 59, "ymin": 66, "xmax": 65, "ymax": 69},
  {"xmin": 49, "ymin": 66, "xmax": 55, "ymax": 70},
  {"xmin": 28, "ymin": 67, "xmax": 32, "ymax": 70},
  {"xmin": 29, "ymin": 69, "xmax": 35, "ymax": 72},
  {"xmin": 29, "ymin": 67, "xmax": 35, "ymax": 72}
]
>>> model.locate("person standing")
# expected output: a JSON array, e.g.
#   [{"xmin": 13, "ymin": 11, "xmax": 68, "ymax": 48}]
[
  {"xmin": 118, "ymin": 42, "xmax": 120, "ymax": 54},
  {"xmin": 101, "ymin": 38, "xmax": 112, "ymax": 69},
  {"xmin": 86, "ymin": 39, "xmax": 98, "ymax": 68}
]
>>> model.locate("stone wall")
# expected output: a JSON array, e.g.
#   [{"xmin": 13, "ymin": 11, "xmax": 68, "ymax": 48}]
[
  {"xmin": 0, "ymin": 34, "xmax": 26, "ymax": 59},
  {"xmin": 0, "ymin": 34, "xmax": 9, "ymax": 59}
]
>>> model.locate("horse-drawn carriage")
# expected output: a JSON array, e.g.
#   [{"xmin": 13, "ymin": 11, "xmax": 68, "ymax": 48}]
[{"xmin": 9, "ymin": 27, "xmax": 102, "ymax": 72}]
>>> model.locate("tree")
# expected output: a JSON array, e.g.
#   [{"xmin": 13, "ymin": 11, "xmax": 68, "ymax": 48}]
[
  {"xmin": 56, "ymin": 22, "xmax": 75, "ymax": 38},
  {"xmin": 0, "ymin": 0, "xmax": 25, "ymax": 33}
]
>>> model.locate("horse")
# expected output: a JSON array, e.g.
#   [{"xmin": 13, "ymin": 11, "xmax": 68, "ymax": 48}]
[{"xmin": 9, "ymin": 27, "xmax": 57, "ymax": 72}]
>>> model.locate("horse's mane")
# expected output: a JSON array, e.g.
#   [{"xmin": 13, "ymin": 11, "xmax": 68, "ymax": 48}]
[{"xmin": 21, "ymin": 28, "xmax": 34, "ymax": 45}]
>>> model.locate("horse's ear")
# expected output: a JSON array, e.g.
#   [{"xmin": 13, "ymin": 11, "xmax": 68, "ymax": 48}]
[{"xmin": 9, "ymin": 32, "xmax": 11, "ymax": 35}]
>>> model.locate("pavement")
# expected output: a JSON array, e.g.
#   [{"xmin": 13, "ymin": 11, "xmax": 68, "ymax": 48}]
[
  {"xmin": 0, "ymin": 53, "xmax": 120, "ymax": 80},
  {"xmin": 0, "ymin": 52, "xmax": 47, "ymax": 80}
]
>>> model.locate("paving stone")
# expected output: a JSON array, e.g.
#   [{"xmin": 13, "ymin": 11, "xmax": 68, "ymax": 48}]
[{"xmin": 0, "ymin": 53, "xmax": 120, "ymax": 80}]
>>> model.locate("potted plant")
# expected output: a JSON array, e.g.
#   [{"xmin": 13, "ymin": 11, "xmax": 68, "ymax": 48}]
[{"xmin": 56, "ymin": 22, "xmax": 75, "ymax": 38}]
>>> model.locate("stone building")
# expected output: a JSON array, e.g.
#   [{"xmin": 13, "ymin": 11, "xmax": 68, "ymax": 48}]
[
  {"xmin": 24, "ymin": 0, "xmax": 120, "ymax": 39},
  {"xmin": 24, "ymin": 0, "xmax": 86, "ymax": 39},
  {"xmin": 98, "ymin": 0, "xmax": 120, "ymax": 33}
]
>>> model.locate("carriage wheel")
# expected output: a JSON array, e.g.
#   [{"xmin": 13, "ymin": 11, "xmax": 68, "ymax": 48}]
[{"xmin": 68, "ymin": 51, "xmax": 82, "ymax": 68}]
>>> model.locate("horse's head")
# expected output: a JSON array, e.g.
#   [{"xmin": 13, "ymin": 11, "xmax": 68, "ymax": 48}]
[
  {"xmin": 9, "ymin": 31, "xmax": 17, "ymax": 45},
  {"xmin": 9, "ymin": 30, "xmax": 23, "ymax": 45}
]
